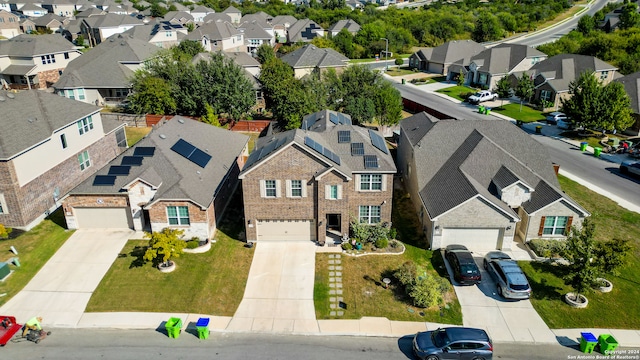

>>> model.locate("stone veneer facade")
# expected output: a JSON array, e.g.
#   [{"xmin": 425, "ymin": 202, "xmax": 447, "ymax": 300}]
[{"xmin": 36, "ymin": 68, "xmax": 65, "ymax": 89}]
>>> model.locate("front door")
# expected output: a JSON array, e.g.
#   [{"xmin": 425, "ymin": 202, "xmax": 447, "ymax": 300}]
[{"xmin": 326, "ymin": 214, "xmax": 341, "ymax": 232}]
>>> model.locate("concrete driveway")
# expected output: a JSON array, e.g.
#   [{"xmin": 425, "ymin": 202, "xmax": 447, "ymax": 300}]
[
  {"xmin": 0, "ymin": 229, "xmax": 137, "ymax": 327},
  {"xmin": 228, "ymin": 240, "xmax": 319, "ymax": 334}
]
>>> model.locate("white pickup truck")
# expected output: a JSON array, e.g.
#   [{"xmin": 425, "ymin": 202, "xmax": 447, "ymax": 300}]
[{"xmin": 467, "ymin": 90, "xmax": 498, "ymax": 104}]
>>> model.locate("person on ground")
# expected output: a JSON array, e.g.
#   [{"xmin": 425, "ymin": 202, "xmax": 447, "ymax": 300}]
[{"xmin": 22, "ymin": 316, "xmax": 42, "ymax": 337}]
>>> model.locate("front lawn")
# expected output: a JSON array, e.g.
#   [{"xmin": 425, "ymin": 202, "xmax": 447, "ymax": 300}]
[
  {"xmin": 385, "ymin": 67, "xmax": 416, "ymax": 76},
  {"xmin": 491, "ymin": 103, "xmax": 546, "ymax": 123},
  {"xmin": 314, "ymin": 184, "xmax": 462, "ymax": 324},
  {"xmin": 435, "ymin": 85, "xmax": 477, "ymax": 102},
  {"xmin": 86, "ymin": 190, "xmax": 253, "ymax": 315},
  {"xmin": 0, "ymin": 210, "xmax": 73, "ymax": 307},
  {"xmin": 519, "ymin": 175, "xmax": 640, "ymax": 329}
]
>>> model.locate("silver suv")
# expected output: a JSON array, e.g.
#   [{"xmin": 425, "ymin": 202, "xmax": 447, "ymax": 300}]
[{"xmin": 483, "ymin": 254, "xmax": 532, "ymax": 300}]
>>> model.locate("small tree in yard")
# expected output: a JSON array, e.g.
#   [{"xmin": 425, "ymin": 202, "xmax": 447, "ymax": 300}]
[
  {"xmin": 594, "ymin": 238, "xmax": 631, "ymax": 277},
  {"xmin": 409, "ymin": 275, "xmax": 446, "ymax": 308},
  {"xmin": 515, "ymin": 72, "xmax": 534, "ymax": 111},
  {"xmin": 494, "ymin": 75, "xmax": 512, "ymax": 109},
  {"xmin": 456, "ymin": 70, "xmax": 465, "ymax": 86},
  {"xmin": 144, "ymin": 228, "xmax": 186, "ymax": 267},
  {"xmin": 0, "ymin": 223, "xmax": 12, "ymax": 239},
  {"xmin": 561, "ymin": 218, "xmax": 599, "ymax": 301}
]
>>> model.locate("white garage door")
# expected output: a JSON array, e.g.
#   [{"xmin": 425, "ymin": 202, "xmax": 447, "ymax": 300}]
[
  {"xmin": 257, "ymin": 219, "xmax": 315, "ymax": 241},
  {"xmin": 441, "ymin": 228, "xmax": 501, "ymax": 251},
  {"xmin": 74, "ymin": 207, "xmax": 133, "ymax": 229}
]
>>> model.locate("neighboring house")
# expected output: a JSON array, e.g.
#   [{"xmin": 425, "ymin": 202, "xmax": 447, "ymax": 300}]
[
  {"xmin": 449, "ymin": 43, "xmax": 547, "ymax": 90},
  {"xmin": 62, "ymin": 116, "xmax": 249, "ymax": 240},
  {"xmin": 271, "ymin": 14, "xmax": 297, "ymax": 43},
  {"xmin": 239, "ymin": 109, "xmax": 396, "ymax": 243},
  {"xmin": 222, "ymin": 5, "xmax": 241, "ymax": 24},
  {"xmin": 19, "ymin": 16, "xmax": 34, "ymax": 33},
  {"xmin": 162, "ymin": 10, "xmax": 194, "ymax": 27},
  {"xmin": 280, "ymin": 44, "xmax": 348, "ymax": 79},
  {"xmin": 286, "ymin": 18, "xmax": 323, "ymax": 43},
  {"xmin": 75, "ymin": 7, "xmax": 106, "ymax": 19},
  {"xmin": 32, "ymin": 13, "xmax": 67, "ymax": 33},
  {"xmin": 616, "ymin": 71, "xmax": 640, "ymax": 136},
  {"xmin": 184, "ymin": 20, "xmax": 245, "ymax": 52},
  {"xmin": 0, "ymin": 34, "xmax": 81, "ymax": 90},
  {"xmin": 0, "ymin": 89, "xmax": 127, "ymax": 230},
  {"xmin": 17, "ymin": 3, "xmax": 47, "ymax": 17},
  {"xmin": 328, "ymin": 19, "xmax": 360, "ymax": 36},
  {"xmin": 190, "ymin": 5, "xmax": 215, "ymax": 24},
  {"xmin": 345, "ymin": 0, "xmax": 365, "ymax": 10},
  {"xmin": 515, "ymin": 54, "xmax": 619, "ymax": 111},
  {"xmin": 53, "ymin": 33, "xmax": 161, "ymax": 106},
  {"xmin": 123, "ymin": 20, "xmax": 187, "ymax": 48},
  {"xmin": 39, "ymin": 0, "xmax": 78, "ymax": 17},
  {"xmin": 397, "ymin": 113, "xmax": 589, "ymax": 252},
  {"xmin": 409, "ymin": 40, "xmax": 485, "ymax": 76},
  {"xmin": 202, "ymin": 12, "xmax": 231, "ymax": 24},
  {"xmin": 0, "ymin": 9, "xmax": 20, "ymax": 38},
  {"xmin": 80, "ymin": 13, "xmax": 145, "ymax": 47},
  {"xmin": 240, "ymin": 11, "xmax": 272, "ymax": 25},
  {"xmin": 237, "ymin": 19, "xmax": 273, "ymax": 55}
]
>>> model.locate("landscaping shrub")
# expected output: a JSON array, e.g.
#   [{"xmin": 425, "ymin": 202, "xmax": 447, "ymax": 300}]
[
  {"xmin": 342, "ymin": 242, "xmax": 353, "ymax": 250},
  {"xmin": 528, "ymin": 238, "xmax": 567, "ymax": 258},
  {"xmin": 375, "ymin": 238, "xmax": 389, "ymax": 249},
  {"xmin": 409, "ymin": 275, "xmax": 446, "ymax": 308},
  {"xmin": 186, "ymin": 240, "xmax": 200, "ymax": 249},
  {"xmin": 394, "ymin": 261, "xmax": 418, "ymax": 286},
  {"xmin": 0, "ymin": 224, "xmax": 12, "ymax": 239}
]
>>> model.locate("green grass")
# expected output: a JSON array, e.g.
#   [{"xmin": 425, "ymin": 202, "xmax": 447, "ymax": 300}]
[
  {"xmin": 520, "ymin": 175, "xmax": 640, "ymax": 329},
  {"xmin": 385, "ymin": 67, "xmax": 416, "ymax": 76},
  {"xmin": 559, "ymin": 129, "xmax": 627, "ymax": 149},
  {"xmin": 86, "ymin": 190, "xmax": 253, "ymax": 315},
  {"xmin": 313, "ymin": 184, "xmax": 462, "ymax": 324},
  {"xmin": 435, "ymin": 85, "xmax": 478, "ymax": 101},
  {"xmin": 240, "ymin": 132, "xmax": 260, "ymax": 152},
  {"xmin": 0, "ymin": 209, "xmax": 73, "ymax": 307},
  {"xmin": 125, "ymin": 126, "xmax": 152, "ymax": 147},
  {"xmin": 492, "ymin": 103, "xmax": 546, "ymax": 122}
]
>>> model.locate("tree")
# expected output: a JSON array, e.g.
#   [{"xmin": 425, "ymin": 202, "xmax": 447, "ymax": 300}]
[
  {"xmin": 472, "ymin": 12, "xmax": 503, "ymax": 43},
  {"xmin": 493, "ymin": 75, "xmax": 512, "ymax": 108},
  {"xmin": 0, "ymin": 223, "xmax": 12, "ymax": 239},
  {"xmin": 561, "ymin": 218, "xmax": 599, "ymax": 298},
  {"xmin": 577, "ymin": 15, "xmax": 596, "ymax": 35},
  {"xmin": 201, "ymin": 103, "xmax": 222, "ymax": 127},
  {"xmin": 598, "ymin": 81, "xmax": 634, "ymax": 132},
  {"xmin": 172, "ymin": 40, "xmax": 205, "ymax": 60},
  {"xmin": 143, "ymin": 228, "xmax": 186, "ymax": 267},
  {"xmin": 373, "ymin": 79, "xmax": 402, "ymax": 126},
  {"xmin": 332, "ymin": 28, "xmax": 355, "ymax": 58},
  {"xmin": 75, "ymin": 34, "xmax": 86, "ymax": 47},
  {"xmin": 594, "ymin": 238, "xmax": 631, "ymax": 277},
  {"xmin": 128, "ymin": 75, "xmax": 176, "ymax": 115},
  {"xmin": 256, "ymin": 43, "xmax": 276, "ymax": 64},
  {"xmin": 619, "ymin": 3, "xmax": 640, "ymax": 30},
  {"xmin": 456, "ymin": 70, "xmax": 465, "ymax": 86},
  {"xmin": 515, "ymin": 72, "xmax": 534, "ymax": 111}
]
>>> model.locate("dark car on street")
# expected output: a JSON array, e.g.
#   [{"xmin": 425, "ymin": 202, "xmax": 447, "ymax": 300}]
[
  {"xmin": 444, "ymin": 245, "xmax": 481, "ymax": 285},
  {"xmin": 413, "ymin": 327, "xmax": 493, "ymax": 360}
]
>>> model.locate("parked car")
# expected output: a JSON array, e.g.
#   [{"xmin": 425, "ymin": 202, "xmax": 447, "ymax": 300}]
[
  {"xmin": 545, "ymin": 112, "xmax": 567, "ymax": 125},
  {"xmin": 444, "ymin": 245, "xmax": 481, "ymax": 285},
  {"xmin": 620, "ymin": 161, "xmax": 640, "ymax": 177},
  {"xmin": 467, "ymin": 90, "xmax": 498, "ymax": 104},
  {"xmin": 482, "ymin": 251, "xmax": 512, "ymax": 269},
  {"xmin": 483, "ymin": 255, "xmax": 532, "ymax": 300},
  {"xmin": 556, "ymin": 118, "xmax": 572, "ymax": 130},
  {"xmin": 413, "ymin": 327, "xmax": 494, "ymax": 360}
]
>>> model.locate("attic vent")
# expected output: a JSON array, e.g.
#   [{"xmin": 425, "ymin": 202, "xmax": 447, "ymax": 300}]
[
  {"xmin": 27, "ymin": 117, "xmax": 37, "ymax": 123},
  {"xmin": 178, "ymin": 118, "xmax": 185, "ymax": 124},
  {"xmin": 159, "ymin": 134, "xmax": 167, "ymax": 139}
]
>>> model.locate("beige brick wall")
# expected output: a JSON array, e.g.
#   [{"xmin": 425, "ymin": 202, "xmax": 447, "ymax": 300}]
[
  {"xmin": 523, "ymin": 200, "xmax": 585, "ymax": 241},
  {"xmin": 36, "ymin": 68, "xmax": 64, "ymax": 89}
]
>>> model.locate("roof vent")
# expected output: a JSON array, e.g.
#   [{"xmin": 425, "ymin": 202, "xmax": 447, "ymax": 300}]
[
  {"xmin": 27, "ymin": 117, "xmax": 37, "ymax": 123},
  {"xmin": 159, "ymin": 134, "xmax": 167, "ymax": 139},
  {"xmin": 6, "ymin": 93, "xmax": 15, "ymax": 99},
  {"xmin": 178, "ymin": 118, "xmax": 185, "ymax": 124}
]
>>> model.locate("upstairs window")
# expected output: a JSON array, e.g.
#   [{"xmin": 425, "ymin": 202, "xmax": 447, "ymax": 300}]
[
  {"xmin": 41, "ymin": 54, "xmax": 56, "ymax": 64},
  {"xmin": 359, "ymin": 174, "xmax": 383, "ymax": 191},
  {"xmin": 77, "ymin": 150, "xmax": 90, "ymax": 170},
  {"xmin": 77, "ymin": 116, "xmax": 93, "ymax": 135}
]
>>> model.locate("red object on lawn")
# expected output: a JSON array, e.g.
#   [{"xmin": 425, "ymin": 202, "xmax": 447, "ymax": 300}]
[{"xmin": 0, "ymin": 315, "xmax": 22, "ymax": 346}]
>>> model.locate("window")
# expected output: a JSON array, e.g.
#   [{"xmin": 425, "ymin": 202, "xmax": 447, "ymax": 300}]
[
  {"xmin": 77, "ymin": 88, "xmax": 85, "ymax": 100},
  {"xmin": 64, "ymin": 52, "xmax": 69, "ymax": 59},
  {"xmin": 0, "ymin": 194, "xmax": 6, "ymax": 214},
  {"xmin": 329, "ymin": 185, "xmax": 338, "ymax": 199},
  {"xmin": 167, "ymin": 206, "xmax": 190, "ymax": 225},
  {"xmin": 359, "ymin": 205, "xmax": 381, "ymax": 224},
  {"xmin": 66, "ymin": 89, "xmax": 75, "ymax": 100},
  {"xmin": 265, "ymin": 180, "xmax": 277, "ymax": 197},
  {"xmin": 77, "ymin": 150, "xmax": 90, "ymax": 170},
  {"xmin": 359, "ymin": 174, "xmax": 383, "ymax": 191},
  {"xmin": 542, "ymin": 216, "xmax": 569, "ymax": 235},
  {"xmin": 290, "ymin": 180, "xmax": 302, "ymax": 197},
  {"xmin": 600, "ymin": 71, "xmax": 609, "ymax": 80},
  {"xmin": 77, "ymin": 115, "xmax": 93, "ymax": 135},
  {"xmin": 540, "ymin": 90, "xmax": 552, "ymax": 101},
  {"xmin": 0, "ymin": 18, "xmax": 4, "ymax": 23},
  {"xmin": 60, "ymin": 134, "xmax": 67, "ymax": 149},
  {"xmin": 41, "ymin": 54, "xmax": 56, "ymax": 64}
]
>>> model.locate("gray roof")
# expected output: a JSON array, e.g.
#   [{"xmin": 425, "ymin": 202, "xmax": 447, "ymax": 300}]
[
  {"xmin": 122, "ymin": 20, "xmax": 186, "ymax": 41},
  {"xmin": 69, "ymin": 116, "xmax": 249, "ymax": 208},
  {"xmin": 271, "ymin": 15, "xmax": 297, "ymax": 27},
  {"xmin": 222, "ymin": 5, "xmax": 240, "ymax": 14},
  {"xmin": 162, "ymin": 10, "xmax": 194, "ymax": 23},
  {"xmin": 529, "ymin": 53, "xmax": 618, "ymax": 93},
  {"xmin": 616, "ymin": 71, "xmax": 640, "ymax": 114},
  {"xmin": 467, "ymin": 43, "xmax": 546, "ymax": 75},
  {"xmin": 191, "ymin": 5, "xmax": 215, "ymax": 13},
  {"xmin": 239, "ymin": 12, "xmax": 270, "ymax": 26},
  {"xmin": 0, "ymin": 90, "xmax": 102, "ymax": 159},
  {"xmin": 237, "ymin": 20, "xmax": 271, "ymax": 40},
  {"xmin": 75, "ymin": 7, "xmax": 106, "ymax": 18},
  {"xmin": 53, "ymin": 33, "xmax": 161, "ymax": 89},
  {"xmin": 81, "ymin": 13, "xmax": 144, "ymax": 28},
  {"xmin": 416, "ymin": 40, "xmax": 485, "ymax": 65},
  {"xmin": 328, "ymin": 19, "xmax": 360, "ymax": 33},
  {"xmin": 0, "ymin": 34, "xmax": 76, "ymax": 57},
  {"xmin": 186, "ymin": 20, "xmax": 239, "ymax": 41},
  {"xmin": 18, "ymin": 3, "xmax": 45, "ymax": 11},
  {"xmin": 203, "ymin": 13, "xmax": 231, "ymax": 23},
  {"xmin": 287, "ymin": 18, "xmax": 323, "ymax": 42},
  {"xmin": 241, "ymin": 110, "xmax": 396, "ymax": 177},
  {"xmin": 280, "ymin": 44, "xmax": 348, "ymax": 68},
  {"xmin": 219, "ymin": 51, "xmax": 260, "ymax": 67},
  {"xmin": 31, "ymin": 13, "xmax": 66, "ymax": 27},
  {"xmin": 400, "ymin": 114, "xmax": 587, "ymax": 219}
]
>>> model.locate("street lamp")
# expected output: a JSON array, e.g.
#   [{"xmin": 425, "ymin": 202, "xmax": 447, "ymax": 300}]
[{"xmin": 380, "ymin": 38, "xmax": 388, "ymax": 72}]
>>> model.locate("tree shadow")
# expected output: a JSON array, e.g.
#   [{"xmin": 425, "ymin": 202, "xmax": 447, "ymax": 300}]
[
  {"xmin": 429, "ymin": 250, "xmax": 449, "ymax": 278},
  {"xmin": 128, "ymin": 245, "xmax": 147, "ymax": 269},
  {"xmin": 527, "ymin": 261, "xmax": 571, "ymax": 300}
]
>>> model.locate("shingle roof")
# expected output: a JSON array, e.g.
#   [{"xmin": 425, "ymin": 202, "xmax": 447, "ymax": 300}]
[
  {"xmin": 529, "ymin": 54, "xmax": 618, "ymax": 93},
  {"xmin": 468, "ymin": 43, "xmax": 546, "ymax": 75},
  {"xmin": 616, "ymin": 71, "xmax": 640, "ymax": 114},
  {"xmin": 428, "ymin": 40, "xmax": 485, "ymax": 65},
  {"xmin": 239, "ymin": 13, "xmax": 270, "ymax": 26},
  {"xmin": 237, "ymin": 20, "xmax": 271, "ymax": 40},
  {"xmin": 31, "ymin": 13, "xmax": 65, "ymax": 27},
  {"xmin": 0, "ymin": 34, "xmax": 76, "ymax": 57},
  {"xmin": 202, "ymin": 13, "xmax": 231, "ymax": 23},
  {"xmin": 185, "ymin": 20, "xmax": 239, "ymax": 41},
  {"xmin": 82, "ymin": 13, "xmax": 144, "ymax": 28},
  {"xmin": 222, "ymin": 5, "xmax": 240, "ymax": 14},
  {"xmin": 0, "ymin": 90, "xmax": 102, "ymax": 159},
  {"xmin": 53, "ymin": 33, "xmax": 161, "ymax": 89},
  {"xmin": 328, "ymin": 19, "xmax": 360, "ymax": 33},
  {"xmin": 69, "ymin": 116, "xmax": 249, "ymax": 208},
  {"xmin": 287, "ymin": 18, "xmax": 323, "ymax": 42},
  {"xmin": 271, "ymin": 15, "xmax": 298, "ymax": 26},
  {"xmin": 280, "ymin": 44, "xmax": 348, "ymax": 68}
]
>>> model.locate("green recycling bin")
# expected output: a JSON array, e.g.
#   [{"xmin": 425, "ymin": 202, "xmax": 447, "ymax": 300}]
[
  {"xmin": 594, "ymin": 147, "xmax": 602, "ymax": 157},
  {"xmin": 485, "ymin": 107, "xmax": 491, "ymax": 115},
  {"xmin": 580, "ymin": 332, "xmax": 597, "ymax": 353},
  {"xmin": 598, "ymin": 334, "xmax": 619, "ymax": 355},
  {"xmin": 478, "ymin": 105, "xmax": 485, "ymax": 114},
  {"xmin": 196, "ymin": 317, "xmax": 210, "ymax": 340},
  {"xmin": 580, "ymin": 142, "xmax": 588, "ymax": 151},
  {"xmin": 401, "ymin": 78, "xmax": 406, "ymax": 84},
  {"xmin": 165, "ymin": 317, "xmax": 182, "ymax": 339}
]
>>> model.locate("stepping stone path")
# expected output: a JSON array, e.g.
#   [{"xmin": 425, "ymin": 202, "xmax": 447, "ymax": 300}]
[{"xmin": 328, "ymin": 254, "xmax": 344, "ymax": 317}]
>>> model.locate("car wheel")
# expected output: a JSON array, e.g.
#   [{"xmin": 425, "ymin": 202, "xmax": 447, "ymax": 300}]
[
  {"xmin": 483, "ymin": 259, "xmax": 487, "ymax": 270},
  {"xmin": 425, "ymin": 356, "xmax": 439, "ymax": 360},
  {"xmin": 472, "ymin": 357, "xmax": 487, "ymax": 360},
  {"xmin": 621, "ymin": 166, "xmax": 628, "ymax": 174},
  {"xmin": 497, "ymin": 285, "xmax": 504, "ymax": 297}
]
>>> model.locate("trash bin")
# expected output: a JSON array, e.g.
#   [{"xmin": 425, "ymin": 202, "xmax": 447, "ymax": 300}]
[
  {"xmin": 401, "ymin": 78, "xmax": 406, "ymax": 84},
  {"xmin": 535, "ymin": 126, "xmax": 542, "ymax": 134},
  {"xmin": 609, "ymin": 138, "xmax": 620, "ymax": 147},
  {"xmin": 165, "ymin": 317, "xmax": 182, "ymax": 339},
  {"xmin": 355, "ymin": 242, "xmax": 363, "ymax": 250},
  {"xmin": 580, "ymin": 142, "xmax": 588, "ymax": 151},
  {"xmin": 580, "ymin": 332, "xmax": 597, "ymax": 353},
  {"xmin": 196, "ymin": 317, "xmax": 210, "ymax": 340},
  {"xmin": 598, "ymin": 334, "xmax": 619, "ymax": 355},
  {"xmin": 594, "ymin": 147, "xmax": 602, "ymax": 157},
  {"xmin": 485, "ymin": 107, "xmax": 491, "ymax": 115},
  {"xmin": 478, "ymin": 105, "xmax": 485, "ymax": 114}
]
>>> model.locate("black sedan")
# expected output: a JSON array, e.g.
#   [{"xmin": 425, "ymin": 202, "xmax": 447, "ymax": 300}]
[
  {"xmin": 444, "ymin": 245, "xmax": 481, "ymax": 285},
  {"xmin": 413, "ymin": 327, "xmax": 493, "ymax": 360}
]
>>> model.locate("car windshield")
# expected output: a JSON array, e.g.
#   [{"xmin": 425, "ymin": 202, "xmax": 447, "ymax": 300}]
[
  {"xmin": 473, "ymin": 92, "xmax": 482, "ymax": 97},
  {"xmin": 431, "ymin": 329, "xmax": 449, "ymax": 348}
]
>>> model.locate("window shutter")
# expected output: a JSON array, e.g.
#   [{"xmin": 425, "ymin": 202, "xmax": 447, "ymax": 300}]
[
  {"xmin": 355, "ymin": 175, "xmax": 360, "ymax": 191},
  {"xmin": 337, "ymin": 185, "xmax": 342, "ymax": 200},
  {"xmin": 275, "ymin": 180, "xmax": 282, "ymax": 198},
  {"xmin": 301, "ymin": 180, "xmax": 307, "ymax": 197},
  {"xmin": 538, "ymin": 216, "xmax": 546, "ymax": 236},
  {"xmin": 259, "ymin": 180, "xmax": 266, "ymax": 198},
  {"xmin": 325, "ymin": 185, "xmax": 330, "ymax": 199},
  {"xmin": 285, "ymin": 180, "xmax": 291, "ymax": 198},
  {"xmin": 565, "ymin": 216, "xmax": 573, "ymax": 235},
  {"xmin": 381, "ymin": 174, "xmax": 387, "ymax": 191}
]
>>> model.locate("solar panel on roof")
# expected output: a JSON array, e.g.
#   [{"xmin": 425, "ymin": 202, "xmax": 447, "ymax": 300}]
[
  {"xmin": 262, "ymin": 138, "xmax": 279, "ymax": 155},
  {"xmin": 121, "ymin": 156, "xmax": 143, "ymax": 166},
  {"xmin": 93, "ymin": 175, "xmax": 117, "ymax": 186},
  {"xmin": 329, "ymin": 113, "xmax": 339, "ymax": 124},
  {"xmin": 134, "ymin": 147, "xmax": 155, "ymax": 157},
  {"xmin": 171, "ymin": 139, "xmax": 212, "ymax": 168},
  {"xmin": 189, "ymin": 148, "xmax": 212, "ymax": 168},
  {"xmin": 364, "ymin": 155, "xmax": 379, "ymax": 169},
  {"xmin": 368, "ymin": 129, "xmax": 389, "ymax": 154},
  {"xmin": 338, "ymin": 130, "xmax": 351, "ymax": 143},
  {"xmin": 351, "ymin": 142, "xmax": 364, "ymax": 156},
  {"xmin": 304, "ymin": 136, "xmax": 341, "ymax": 165},
  {"xmin": 171, "ymin": 139, "xmax": 196, "ymax": 158},
  {"xmin": 337, "ymin": 113, "xmax": 351, "ymax": 125},
  {"xmin": 108, "ymin": 165, "xmax": 131, "ymax": 176}
]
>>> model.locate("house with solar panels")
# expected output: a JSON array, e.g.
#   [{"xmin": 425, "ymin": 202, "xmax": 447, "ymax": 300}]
[
  {"xmin": 238, "ymin": 109, "xmax": 396, "ymax": 244},
  {"xmin": 61, "ymin": 116, "xmax": 249, "ymax": 240}
]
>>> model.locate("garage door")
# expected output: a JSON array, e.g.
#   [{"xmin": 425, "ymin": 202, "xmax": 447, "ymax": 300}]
[
  {"xmin": 74, "ymin": 207, "xmax": 134, "ymax": 229},
  {"xmin": 441, "ymin": 228, "xmax": 501, "ymax": 251},
  {"xmin": 257, "ymin": 219, "xmax": 315, "ymax": 241}
]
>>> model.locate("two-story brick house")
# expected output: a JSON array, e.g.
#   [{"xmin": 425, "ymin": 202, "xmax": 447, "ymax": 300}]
[
  {"xmin": 239, "ymin": 110, "xmax": 396, "ymax": 243},
  {"xmin": 62, "ymin": 117, "xmax": 248, "ymax": 240},
  {"xmin": 0, "ymin": 90, "xmax": 127, "ymax": 230}
]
